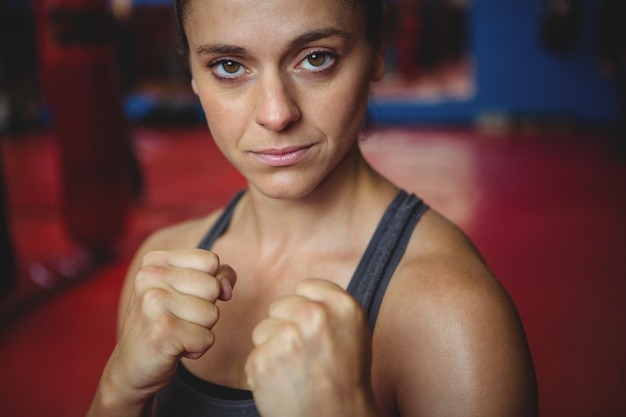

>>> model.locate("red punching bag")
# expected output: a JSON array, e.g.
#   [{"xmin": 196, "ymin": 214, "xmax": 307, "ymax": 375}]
[{"xmin": 36, "ymin": 0, "xmax": 132, "ymax": 252}]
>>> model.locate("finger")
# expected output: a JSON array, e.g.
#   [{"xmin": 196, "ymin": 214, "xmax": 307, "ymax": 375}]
[
  {"xmin": 215, "ymin": 263, "xmax": 237, "ymax": 301},
  {"xmin": 142, "ymin": 288, "xmax": 221, "ymax": 329},
  {"xmin": 267, "ymin": 294, "xmax": 331, "ymax": 339},
  {"xmin": 267, "ymin": 294, "xmax": 310, "ymax": 320},
  {"xmin": 294, "ymin": 278, "xmax": 344, "ymax": 302},
  {"xmin": 246, "ymin": 319, "xmax": 306, "ymax": 390},
  {"xmin": 160, "ymin": 315, "xmax": 217, "ymax": 360},
  {"xmin": 294, "ymin": 279, "xmax": 352, "ymax": 315},
  {"xmin": 295, "ymin": 279, "xmax": 364, "ymax": 318},
  {"xmin": 251, "ymin": 317, "xmax": 301, "ymax": 347},
  {"xmin": 140, "ymin": 250, "xmax": 236, "ymax": 302},
  {"xmin": 142, "ymin": 249, "xmax": 221, "ymax": 275},
  {"xmin": 135, "ymin": 263, "xmax": 223, "ymax": 302},
  {"xmin": 137, "ymin": 291, "xmax": 219, "ymax": 360}
]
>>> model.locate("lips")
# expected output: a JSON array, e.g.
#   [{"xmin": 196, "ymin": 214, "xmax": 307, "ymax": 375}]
[{"xmin": 251, "ymin": 144, "xmax": 314, "ymax": 167}]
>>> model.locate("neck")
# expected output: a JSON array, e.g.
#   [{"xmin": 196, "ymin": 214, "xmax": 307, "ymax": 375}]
[{"xmin": 236, "ymin": 145, "xmax": 398, "ymax": 252}]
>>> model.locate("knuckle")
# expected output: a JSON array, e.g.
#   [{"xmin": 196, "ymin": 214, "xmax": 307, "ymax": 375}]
[
  {"xmin": 346, "ymin": 296, "xmax": 366, "ymax": 319},
  {"xmin": 196, "ymin": 249, "xmax": 220, "ymax": 273},
  {"xmin": 190, "ymin": 329, "xmax": 215, "ymax": 351},
  {"xmin": 141, "ymin": 287, "xmax": 169, "ymax": 315},
  {"xmin": 336, "ymin": 294, "xmax": 365, "ymax": 323},
  {"xmin": 182, "ymin": 329, "xmax": 216, "ymax": 359},
  {"xmin": 148, "ymin": 313, "xmax": 177, "ymax": 345},
  {"xmin": 205, "ymin": 250, "xmax": 220, "ymax": 265},
  {"xmin": 246, "ymin": 343, "xmax": 272, "ymax": 377},
  {"xmin": 294, "ymin": 279, "xmax": 316, "ymax": 295},
  {"xmin": 142, "ymin": 250, "xmax": 166, "ymax": 266},
  {"xmin": 245, "ymin": 349, "xmax": 262, "ymax": 377},
  {"xmin": 277, "ymin": 322, "xmax": 301, "ymax": 347},
  {"xmin": 208, "ymin": 275, "xmax": 221, "ymax": 293},
  {"xmin": 204, "ymin": 303, "xmax": 220, "ymax": 328},
  {"xmin": 204, "ymin": 330, "xmax": 216, "ymax": 347},
  {"xmin": 200, "ymin": 276, "xmax": 222, "ymax": 301},
  {"xmin": 301, "ymin": 299, "xmax": 328, "ymax": 324},
  {"xmin": 135, "ymin": 264, "xmax": 166, "ymax": 292}
]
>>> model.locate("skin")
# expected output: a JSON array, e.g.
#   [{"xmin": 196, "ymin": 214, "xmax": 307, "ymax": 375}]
[{"xmin": 87, "ymin": 0, "xmax": 538, "ymax": 416}]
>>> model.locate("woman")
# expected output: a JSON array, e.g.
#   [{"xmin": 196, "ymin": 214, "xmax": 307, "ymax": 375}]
[{"xmin": 87, "ymin": 0, "xmax": 538, "ymax": 415}]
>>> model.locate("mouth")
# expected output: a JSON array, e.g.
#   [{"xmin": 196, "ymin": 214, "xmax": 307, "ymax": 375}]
[{"xmin": 250, "ymin": 144, "xmax": 314, "ymax": 167}]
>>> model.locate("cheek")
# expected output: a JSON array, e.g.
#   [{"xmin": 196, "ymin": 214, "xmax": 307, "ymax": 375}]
[
  {"xmin": 198, "ymin": 93, "xmax": 248, "ymax": 144},
  {"xmin": 313, "ymin": 74, "xmax": 371, "ymax": 136}
]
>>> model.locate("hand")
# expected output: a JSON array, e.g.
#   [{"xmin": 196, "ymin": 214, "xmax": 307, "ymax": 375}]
[
  {"xmin": 245, "ymin": 279, "xmax": 378, "ymax": 417},
  {"xmin": 107, "ymin": 249, "xmax": 236, "ymax": 399}
]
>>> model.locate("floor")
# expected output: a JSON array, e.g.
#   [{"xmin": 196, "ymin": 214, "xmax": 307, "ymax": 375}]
[{"xmin": 0, "ymin": 124, "xmax": 625, "ymax": 416}]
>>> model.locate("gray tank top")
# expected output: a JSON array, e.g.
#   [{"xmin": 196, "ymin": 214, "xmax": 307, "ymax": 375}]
[{"xmin": 154, "ymin": 190, "xmax": 428, "ymax": 417}]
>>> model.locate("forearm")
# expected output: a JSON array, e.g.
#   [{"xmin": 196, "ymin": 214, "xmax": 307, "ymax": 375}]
[
  {"xmin": 87, "ymin": 392, "xmax": 153, "ymax": 417},
  {"xmin": 86, "ymin": 363, "xmax": 155, "ymax": 417}
]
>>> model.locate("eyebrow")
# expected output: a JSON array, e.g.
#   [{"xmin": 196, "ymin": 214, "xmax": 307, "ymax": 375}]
[
  {"xmin": 193, "ymin": 27, "xmax": 351, "ymax": 56},
  {"xmin": 288, "ymin": 27, "xmax": 351, "ymax": 49},
  {"xmin": 194, "ymin": 43, "xmax": 246, "ymax": 56}
]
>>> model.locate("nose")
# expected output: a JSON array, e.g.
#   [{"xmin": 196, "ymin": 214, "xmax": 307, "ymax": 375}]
[{"xmin": 254, "ymin": 72, "xmax": 301, "ymax": 131}]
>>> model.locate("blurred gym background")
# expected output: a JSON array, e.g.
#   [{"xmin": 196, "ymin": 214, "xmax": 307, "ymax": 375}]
[{"xmin": 0, "ymin": 1, "xmax": 624, "ymax": 416}]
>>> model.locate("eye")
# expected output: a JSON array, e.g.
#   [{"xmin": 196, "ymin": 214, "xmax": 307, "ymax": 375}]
[
  {"xmin": 209, "ymin": 59, "xmax": 246, "ymax": 79},
  {"xmin": 299, "ymin": 51, "xmax": 338, "ymax": 72},
  {"xmin": 307, "ymin": 52, "xmax": 327, "ymax": 67}
]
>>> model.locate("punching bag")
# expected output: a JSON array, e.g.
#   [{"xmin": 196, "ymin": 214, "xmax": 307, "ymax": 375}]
[
  {"xmin": 36, "ymin": 0, "xmax": 132, "ymax": 251},
  {"xmin": 0, "ymin": 147, "xmax": 16, "ymax": 296}
]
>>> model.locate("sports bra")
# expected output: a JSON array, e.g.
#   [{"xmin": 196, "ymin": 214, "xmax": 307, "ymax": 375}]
[{"xmin": 153, "ymin": 189, "xmax": 428, "ymax": 417}]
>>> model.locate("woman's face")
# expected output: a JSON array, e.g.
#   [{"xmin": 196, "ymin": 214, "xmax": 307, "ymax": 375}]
[{"xmin": 185, "ymin": 0, "xmax": 385, "ymax": 199}]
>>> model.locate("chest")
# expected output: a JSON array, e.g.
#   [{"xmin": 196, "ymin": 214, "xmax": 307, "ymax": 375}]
[{"xmin": 182, "ymin": 241, "xmax": 360, "ymax": 388}]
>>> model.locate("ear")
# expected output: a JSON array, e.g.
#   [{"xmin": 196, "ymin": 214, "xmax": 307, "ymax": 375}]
[{"xmin": 191, "ymin": 78, "xmax": 199, "ymax": 95}]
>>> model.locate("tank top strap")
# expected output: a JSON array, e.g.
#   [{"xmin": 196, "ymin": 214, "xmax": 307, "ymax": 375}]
[
  {"xmin": 197, "ymin": 190, "xmax": 246, "ymax": 250},
  {"xmin": 346, "ymin": 190, "xmax": 429, "ymax": 332},
  {"xmin": 196, "ymin": 189, "xmax": 428, "ymax": 333}
]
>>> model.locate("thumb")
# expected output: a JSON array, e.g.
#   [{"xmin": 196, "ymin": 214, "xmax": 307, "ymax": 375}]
[{"xmin": 216, "ymin": 263, "xmax": 237, "ymax": 301}]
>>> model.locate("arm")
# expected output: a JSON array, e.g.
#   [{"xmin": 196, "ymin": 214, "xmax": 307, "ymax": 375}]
[
  {"xmin": 379, "ymin": 247, "xmax": 538, "ymax": 416},
  {"xmin": 244, "ymin": 215, "xmax": 537, "ymax": 417},
  {"xmin": 87, "ymin": 230, "xmax": 237, "ymax": 417}
]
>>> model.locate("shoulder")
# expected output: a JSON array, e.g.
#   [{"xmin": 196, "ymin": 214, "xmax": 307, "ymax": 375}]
[
  {"xmin": 372, "ymin": 209, "xmax": 538, "ymax": 416},
  {"xmin": 131, "ymin": 204, "xmax": 229, "ymax": 269},
  {"xmin": 141, "ymin": 210, "xmax": 224, "ymax": 254}
]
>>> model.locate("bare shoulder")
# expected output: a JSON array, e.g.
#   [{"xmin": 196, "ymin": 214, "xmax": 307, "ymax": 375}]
[
  {"xmin": 373, "ymin": 209, "xmax": 538, "ymax": 417},
  {"xmin": 146, "ymin": 211, "xmax": 223, "ymax": 252},
  {"xmin": 128, "ymin": 208, "xmax": 224, "ymax": 269}
]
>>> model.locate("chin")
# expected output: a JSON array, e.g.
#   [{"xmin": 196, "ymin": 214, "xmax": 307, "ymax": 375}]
[{"xmin": 248, "ymin": 174, "xmax": 323, "ymax": 201}]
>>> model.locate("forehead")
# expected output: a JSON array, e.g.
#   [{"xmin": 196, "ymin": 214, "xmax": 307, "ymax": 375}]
[{"xmin": 184, "ymin": 0, "xmax": 363, "ymax": 49}]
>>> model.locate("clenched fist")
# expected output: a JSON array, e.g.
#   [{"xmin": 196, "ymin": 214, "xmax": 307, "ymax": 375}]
[
  {"xmin": 108, "ymin": 249, "xmax": 236, "ymax": 398},
  {"xmin": 245, "ymin": 279, "xmax": 379, "ymax": 417}
]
